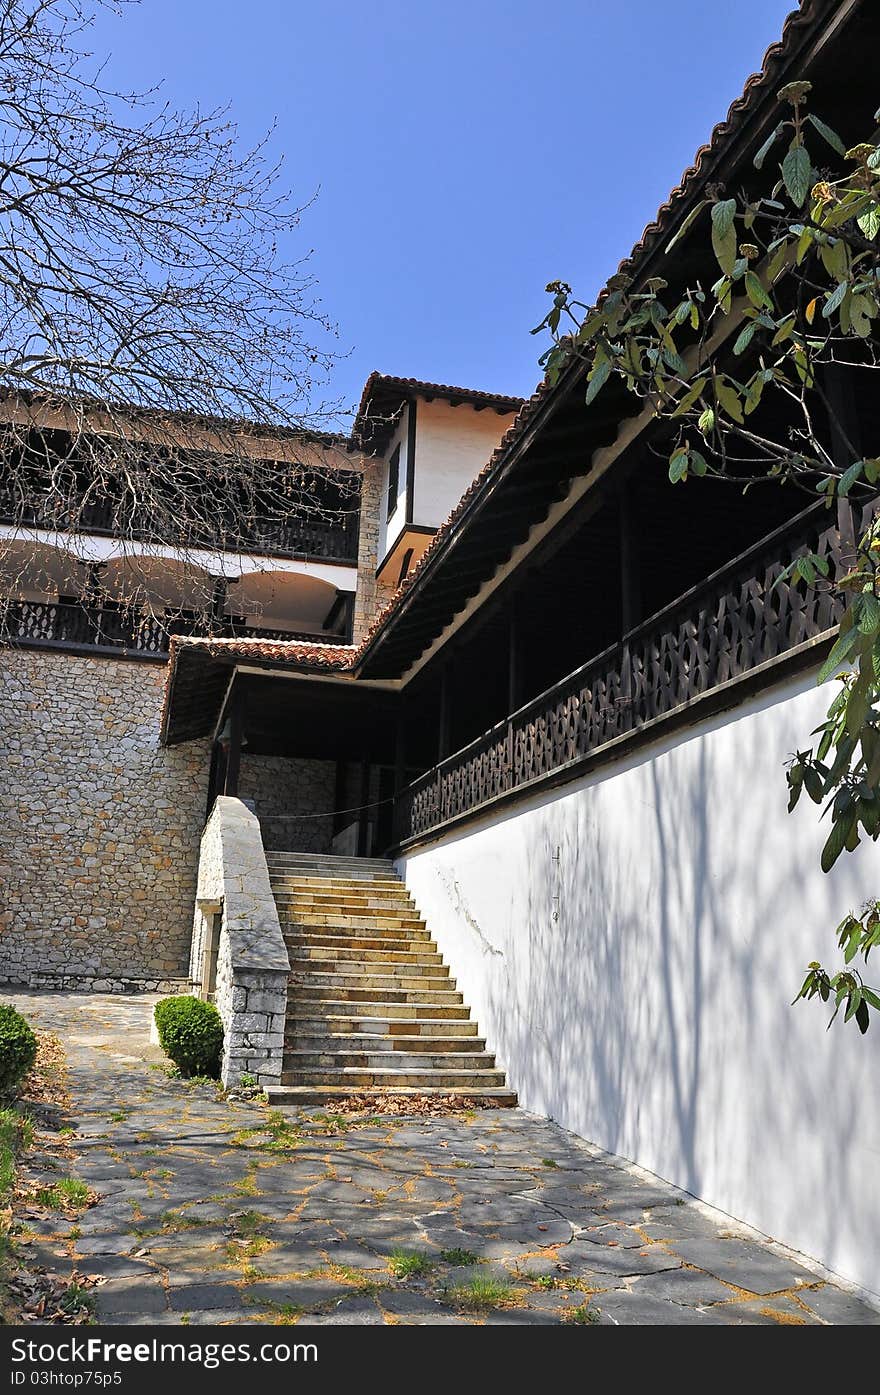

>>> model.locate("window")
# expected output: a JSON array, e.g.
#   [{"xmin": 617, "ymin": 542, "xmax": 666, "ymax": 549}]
[{"xmin": 386, "ymin": 443, "xmax": 401, "ymax": 522}]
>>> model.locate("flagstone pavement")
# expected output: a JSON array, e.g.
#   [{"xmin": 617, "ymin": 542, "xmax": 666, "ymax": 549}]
[{"xmin": 7, "ymin": 990, "xmax": 880, "ymax": 1327}]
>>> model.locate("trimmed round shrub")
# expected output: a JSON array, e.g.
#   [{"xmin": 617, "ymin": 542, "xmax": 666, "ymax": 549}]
[
  {"xmin": 154, "ymin": 996, "xmax": 223, "ymax": 1078},
  {"xmin": 0, "ymin": 1004, "xmax": 38, "ymax": 1097}
]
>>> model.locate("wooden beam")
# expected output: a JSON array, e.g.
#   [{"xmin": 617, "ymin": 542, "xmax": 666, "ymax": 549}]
[
  {"xmin": 356, "ymin": 759, "xmax": 371, "ymax": 857},
  {"xmin": 222, "ymin": 687, "xmax": 243, "ymax": 797},
  {"xmin": 618, "ymin": 483, "xmax": 642, "ymax": 632},
  {"xmin": 438, "ymin": 663, "xmax": 452, "ymax": 761}
]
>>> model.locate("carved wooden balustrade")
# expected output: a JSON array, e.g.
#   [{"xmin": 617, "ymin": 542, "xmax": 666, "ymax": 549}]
[
  {"xmin": 396, "ymin": 500, "xmax": 869, "ymax": 845},
  {"xmin": 0, "ymin": 597, "xmax": 331, "ymax": 659}
]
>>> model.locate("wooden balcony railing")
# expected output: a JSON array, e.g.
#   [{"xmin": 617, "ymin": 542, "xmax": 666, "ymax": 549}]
[
  {"xmin": 395, "ymin": 500, "xmax": 866, "ymax": 846},
  {"xmin": 0, "ymin": 597, "xmax": 333, "ymax": 659},
  {"xmin": 0, "ymin": 495, "xmax": 361, "ymax": 564}
]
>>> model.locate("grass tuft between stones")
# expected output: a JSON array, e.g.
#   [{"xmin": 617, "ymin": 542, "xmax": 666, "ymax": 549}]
[
  {"xmin": 388, "ymin": 1248, "xmax": 434, "ymax": 1279},
  {"xmin": 447, "ymin": 1276, "xmax": 519, "ymax": 1311}
]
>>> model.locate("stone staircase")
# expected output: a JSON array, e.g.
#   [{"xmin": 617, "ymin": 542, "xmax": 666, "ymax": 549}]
[{"xmin": 263, "ymin": 851, "xmax": 515, "ymax": 1107}]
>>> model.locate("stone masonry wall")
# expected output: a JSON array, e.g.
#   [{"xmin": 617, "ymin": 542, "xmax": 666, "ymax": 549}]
[
  {"xmin": 192, "ymin": 797, "xmax": 288, "ymax": 1088},
  {"xmin": 238, "ymin": 754, "xmax": 336, "ymax": 854},
  {"xmin": 0, "ymin": 648, "xmax": 210, "ymax": 989},
  {"xmin": 352, "ymin": 458, "xmax": 383, "ymax": 642}
]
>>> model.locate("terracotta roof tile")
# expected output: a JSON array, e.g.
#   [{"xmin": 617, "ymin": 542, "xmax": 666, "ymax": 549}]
[
  {"xmin": 170, "ymin": 633, "xmax": 357, "ymax": 670},
  {"xmin": 353, "ymin": 372, "xmax": 523, "ymax": 442}
]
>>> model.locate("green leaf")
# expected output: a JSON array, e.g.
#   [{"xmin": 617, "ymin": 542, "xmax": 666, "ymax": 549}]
[
  {"xmin": 838, "ymin": 459, "xmax": 864, "ymax": 496},
  {"xmin": 711, "ymin": 200, "xmax": 737, "ymax": 276},
  {"xmin": 850, "ymin": 294, "xmax": 873, "ymax": 338},
  {"xmin": 857, "ymin": 203, "xmax": 880, "ymax": 241},
  {"xmin": 698, "ymin": 406, "xmax": 715, "ymax": 434},
  {"xmin": 819, "ymin": 237, "xmax": 848, "ymax": 281},
  {"xmin": 855, "ymin": 998, "xmax": 870, "ymax": 1033},
  {"xmin": 689, "ymin": 449, "xmax": 709, "ymax": 477},
  {"xmin": 671, "ymin": 375, "xmax": 708, "ymax": 418},
  {"xmin": 584, "ymin": 357, "xmax": 611, "ymax": 405},
  {"xmin": 771, "ymin": 313, "xmax": 796, "ymax": 345},
  {"xmin": 715, "ymin": 381, "xmax": 745, "ymax": 423},
  {"xmin": 806, "ymin": 112, "xmax": 846, "ymax": 157},
  {"xmin": 665, "ymin": 199, "xmax": 709, "ymax": 253},
  {"xmin": 858, "ymin": 592, "xmax": 880, "ymax": 635},
  {"xmin": 817, "ymin": 625, "xmax": 861, "ymax": 683},
  {"xmin": 711, "ymin": 198, "xmax": 736, "ymax": 237},
  {"xmin": 668, "ymin": 448, "xmax": 689, "ymax": 484},
  {"xmin": 822, "ymin": 279, "xmax": 849, "ymax": 319},
  {"xmin": 821, "ymin": 814, "xmax": 850, "ymax": 873},
  {"xmin": 744, "ymin": 270, "xmax": 773, "ymax": 310},
  {"xmin": 782, "ymin": 144, "xmax": 812, "ymax": 208},
  {"xmin": 733, "ymin": 322, "xmax": 757, "ymax": 356},
  {"xmin": 754, "ymin": 122, "xmax": 785, "ymax": 170}
]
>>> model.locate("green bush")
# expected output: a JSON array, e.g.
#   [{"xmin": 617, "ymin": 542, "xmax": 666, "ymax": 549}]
[
  {"xmin": 0, "ymin": 1004, "xmax": 38, "ymax": 1098},
  {"xmin": 154, "ymin": 996, "xmax": 223, "ymax": 1078}
]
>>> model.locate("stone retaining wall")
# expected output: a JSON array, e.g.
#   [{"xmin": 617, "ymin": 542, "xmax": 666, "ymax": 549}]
[
  {"xmin": 191, "ymin": 797, "xmax": 289, "ymax": 1087},
  {"xmin": 238, "ymin": 753, "xmax": 336, "ymax": 854},
  {"xmin": 0, "ymin": 648, "xmax": 210, "ymax": 989}
]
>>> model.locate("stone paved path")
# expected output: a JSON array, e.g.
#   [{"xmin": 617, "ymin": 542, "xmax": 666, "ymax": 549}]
[{"xmin": 8, "ymin": 991, "xmax": 880, "ymax": 1326}]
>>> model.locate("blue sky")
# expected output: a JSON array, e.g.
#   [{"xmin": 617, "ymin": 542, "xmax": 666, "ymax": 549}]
[{"xmin": 90, "ymin": 1, "xmax": 795, "ymax": 420}]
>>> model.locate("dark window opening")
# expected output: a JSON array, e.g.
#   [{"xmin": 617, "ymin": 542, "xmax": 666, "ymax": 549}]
[{"xmin": 386, "ymin": 443, "xmax": 401, "ymax": 521}]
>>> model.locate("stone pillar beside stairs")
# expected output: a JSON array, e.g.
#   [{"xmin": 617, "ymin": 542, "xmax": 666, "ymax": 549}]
[{"xmin": 190, "ymin": 796, "xmax": 289, "ymax": 1089}]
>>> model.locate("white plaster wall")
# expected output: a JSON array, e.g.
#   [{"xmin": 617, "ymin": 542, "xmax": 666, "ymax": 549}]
[
  {"xmin": 397, "ymin": 667, "xmax": 880, "ymax": 1297},
  {"xmin": 411, "ymin": 400, "xmax": 517, "ymax": 528},
  {"xmin": 377, "ymin": 411, "xmax": 410, "ymax": 563}
]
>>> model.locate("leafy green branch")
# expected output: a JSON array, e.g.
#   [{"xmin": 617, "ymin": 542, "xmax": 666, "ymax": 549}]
[{"xmin": 533, "ymin": 81, "xmax": 880, "ymax": 1030}]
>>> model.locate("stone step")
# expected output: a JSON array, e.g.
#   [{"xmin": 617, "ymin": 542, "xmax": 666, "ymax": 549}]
[
  {"xmin": 286, "ymin": 1000, "xmax": 473, "ymax": 1021},
  {"xmin": 290, "ymin": 955, "xmax": 449, "ymax": 978},
  {"xmin": 264, "ymin": 848, "xmax": 396, "ymax": 859},
  {"xmin": 269, "ymin": 875, "xmax": 406, "ymax": 892},
  {"xmin": 280, "ymin": 1065, "xmax": 507, "ymax": 1088},
  {"xmin": 286, "ymin": 943, "xmax": 444, "ymax": 968},
  {"xmin": 290, "ymin": 973, "xmax": 455, "ymax": 998},
  {"xmin": 275, "ymin": 895, "xmax": 418, "ymax": 914},
  {"xmin": 265, "ymin": 1084, "xmax": 517, "ymax": 1107},
  {"xmin": 284, "ymin": 929, "xmax": 435, "ymax": 951},
  {"xmin": 275, "ymin": 909, "xmax": 426, "ymax": 931},
  {"xmin": 291, "ymin": 984, "xmax": 464, "ymax": 1006},
  {"xmin": 287, "ymin": 1015, "xmax": 481, "ymax": 1038},
  {"xmin": 266, "ymin": 864, "xmax": 396, "ymax": 882},
  {"xmin": 283, "ymin": 1048, "xmax": 497, "ymax": 1071},
  {"xmin": 285, "ymin": 1032, "xmax": 487, "ymax": 1052}
]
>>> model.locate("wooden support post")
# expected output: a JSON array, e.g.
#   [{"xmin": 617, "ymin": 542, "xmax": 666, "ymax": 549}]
[
  {"xmin": 209, "ymin": 576, "xmax": 228, "ymax": 632},
  {"xmin": 618, "ymin": 484, "xmax": 641, "ymax": 634},
  {"xmin": 356, "ymin": 758, "xmax": 371, "ymax": 857},
  {"xmin": 222, "ymin": 688, "xmax": 243, "ymax": 798},
  {"xmin": 394, "ymin": 706, "xmax": 407, "ymax": 794},
  {"xmin": 508, "ymin": 599, "xmax": 522, "ymax": 712},
  {"xmin": 332, "ymin": 760, "xmax": 347, "ymax": 839},
  {"xmin": 438, "ymin": 663, "xmax": 452, "ymax": 761}
]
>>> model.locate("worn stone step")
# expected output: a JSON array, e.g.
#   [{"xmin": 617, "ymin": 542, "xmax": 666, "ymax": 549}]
[
  {"xmin": 291, "ymin": 984, "xmax": 464, "ymax": 1006},
  {"xmin": 286, "ymin": 943, "xmax": 444, "ymax": 968},
  {"xmin": 283, "ymin": 929, "xmax": 435, "ymax": 951},
  {"xmin": 266, "ymin": 862, "xmax": 396, "ymax": 880},
  {"xmin": 290, "ymin": 955, "xmax": 449, "ymax": 978},
  {"xmin": 285, "ymin": 1032, "xmax": 487, "ymax": 1053},
  {"xmin": 269, "ymin": 875, "xmax": 406, "ymax": 892},
  {"xmin": 283, "ymin": 1047, "xmax": 496, "ymax": 1070},
  {"xmin": 286, "ymin": 1015, "xmax": 481, "ymax": 1038},
  {"xmin": 275, "ymin": 910, "xmax": 425, "ymax": 932},
  {"xmin": 266, "ymin": 851, "xmax": 394, "ymax": 866},
  {"xmin": 290, "ymin": 974, "xmax": 455, "ymax": 999},
  {"xmin": 271, "ymin": 887, "xmax": 415, "ymax": 906},
  {"xmin": 279, "ymin": 1066, "xmax": 507, "ymax": 1089},
  {"xmin": 286, "ymin": 999, "xmax": 473, "ymax": 1021},
  {"xmin": 265, "ymin": 1084, "xmax": 517, "ymax": 1107}
]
